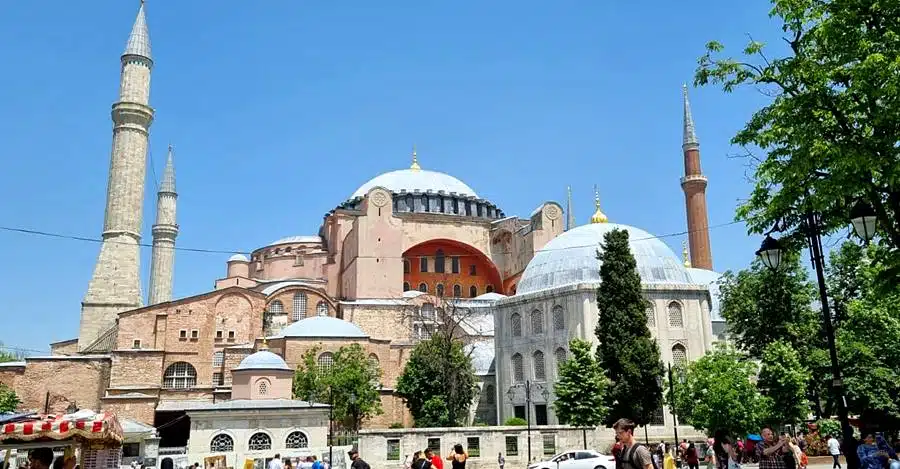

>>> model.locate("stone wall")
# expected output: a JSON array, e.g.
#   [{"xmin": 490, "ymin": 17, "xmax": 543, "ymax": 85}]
[
  {"xmin": 101, "ymin": 397, "xmax": 158, "ymax": 424},
  {"xmin": 17, "ymin": 357, "xmax": 111, "ymax": 413}
]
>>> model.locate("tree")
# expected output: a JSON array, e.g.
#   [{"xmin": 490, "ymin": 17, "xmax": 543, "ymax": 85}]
[
  {"xmin": 670, "ymin": 346, "xmax": 770, "ymax": 437},
  {"xmin": 0, "ymin": 385, "xmax": 19, "ymax": 413},
  {"xmin": 292, "ymin": 344, "xmax": 382, "ymax": 430},
  {"xmin": 554, "ymin": 339, "xmax": 608, "ymax": 447},
  {"xmin": 396, "ymin": 332, "xmax": 477, "ymax": 427},
  {"xmin": 758, "ymin": 340, "xmax": 810, "ymax": 426},
  {"xmin": 594, "ymin": 228, "xmax": 663, "ymax": 427},
  {"xmin": 695, "ymin": 0, "xmax": 900, "ymax": 279}
]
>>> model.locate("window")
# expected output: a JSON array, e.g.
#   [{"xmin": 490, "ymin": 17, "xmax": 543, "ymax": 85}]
[
  {"xmin": 451, "ymin": 257, "xmax": 460, "ymax": 274},
  {"xmin": 486, "ymin": 285, "xmax": 494, "ymax": 293},
  {"xmin": 163, "ymin": 362, "xmax": 197, "ymax": 389},
  {"xmin": 403, "ymin": 282, "xmax": 410, "ymax": 292},
  {"xmin": 469, "ymin": 285, "xmax": 477, "ymax": 298},
  {"xmin": 269, "ymin": 300, "xmax": 284, "ymax": 315},
  {"xmin": 469, "ymin": 264, "xmax": 477, "ymax": 276},
  {"xmin": 533, "ymin": 350, "xmax": 546, "ymax": 381},
  {"xmin": 436, "ymin": 284, "xmax": 445, "ymax": 297},
  {"xmin": 368, "ymin": 353, "xmax": 379, "ymax": 368},
  {"xmin": 132, "ymin": 339, "xmax": 141, "ymax": 349},
  {"xmin": 647, "ymin": 305, "xmax": 657, "ymax": 327},
  {"xmin": 316, "ymin": 301, "xmax": 328, "ymax": 316},
  {"xmin": 466, "ymin": 437, "xmax": 481, "ymax": 457},
  {"xmin": 248, "ymin": 432, "xmax": 271, "ymax": 451},
  {"xmin": 650, "ymin": 406, "xmax": 665, "ymax": 425},
  {"xmin": 419, "ymin": 283, "xmax": 428, "ymax": 293},
  {"xmin": 552, "ymin": 305, "xmax": 565, "ymax": 331},
  {"xmin": 531, "ymin": 309, "xmax": 544, "ymax": 334},
  {"xmin": 216, "ymin": 330, "xmax": 223, "ymax": 340},
  {"xmin": 258, "ymin": 380, "xmax": 268, "ymax": 395},
  {"xmin": 387, "ymin": 439, "xmax": 401, "ymax": 461},
  {"xmin": 485, "ymin": 384, "xmax": 495, "ymax": 404},
  {"xmin": 285, "ymin": 431, "xmax": 308, "ymax": 449},
  {"xmin": 427, "ymin": 438, "xmax": 441, "ymax": 453},
  {"xmin": 542, "ymin": 434, "xmax": 556, "ymax": 456},
  {"xmin": 210, "ymin": 433, "xmax": 233, "ymax": 453},
  {"xmin": 421, "ymin": 303, "xmax": 435, "ymax": 320},
  {"xmin": 317, "ymin": 352, "xmax": 334, "ymax": 372},
  {"xmin": 435, "ymin": 249, "xmax": 446, "ymax": 273},
  {"xmin": 403, "ymin": 259, "xmax": 411, "ymax": 274},
  {"xmin": 227, "ymin": 330, "xmax": 235, "ymax": 340},
  {"xmin": 190, "ymin": 330, "xmax": 199, "ymax": 339},
  {"xmin": 212, "ymin": 373, "xmax": 223, "ymax": 386},
  {"xmin": 510, "ymin": 313, "xmax": 522, "ymax": 337},
  {"xmin": 213, "ymin": 351, "xmax": 224, "ymax": 367},
  {"xmin": 667, "ymin": 301, "xmax": 684, "ymax": 328},
  {"xmin": 555, "ymin": 347, "xmax": 567, "ymax": 365},
  {"xmin": 453, "ymin": 284, "xmax": 462, "ymax": 297},
  {"xmin": 672, "ymin": 344, "xmax": 687, "ymax": 366},
  {"xmin": 505, "ymin": 436, "xmax": 518, "ymax": 456},
  {"xmin": 420, "ymin": 257, "xmax": 429, "ymax": 273},
  {"xmin": 292, "ymin": 293, "xmax": 308, "ymax": 321},
  {"xmin": 511, "ymin": 353, "xmax": 524, "ymax": 382},
  {"xmin": 179, "ymin": 330, "xmax": 187, "ymax": 339}
]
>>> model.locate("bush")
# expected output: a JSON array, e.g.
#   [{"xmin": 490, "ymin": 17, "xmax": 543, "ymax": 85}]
[
  {"xmin": 388, "ymin": 422, "xmax": 404, "ymax": 429},
  {"xmin": 504, "ymin": 417, "xmax": 527, "ymax": 426},
  {"xmin": 816, "ymin": 419, "xmax": 841, "ymax": 438},
  {"xmin": 804, "ymin": 433, "xmax": 828, "ymax": 456}
]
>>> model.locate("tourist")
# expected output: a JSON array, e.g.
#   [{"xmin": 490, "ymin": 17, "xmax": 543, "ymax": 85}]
[
  {"xmin": 685, "ymin": 443, "xmax": 699, "ymax": 469},
  {"xmin": 28, "ymin": 449, "xmax": 54, "ymax": 469},
  {"xmin": 756, "ymin": 427, "xmax": 790, "ymax": 469},
  {"xmin": 425, "ymin": 449, "xmax": 443, "ymax": 469},
  {"xmin": 446, "ymin": 444, "xmax": 467, "ymax": 469},
  {"xmin": 267, "ymin": 455, "xmax": 283, "ymax": 469},
  {"xmin": 704, "ymin": 439, "xmax": 715, "ymax": 469},
  {"xmin": 713, "ymin": 431, "xmax": 741, "ymax": 469},
  {"xmin": 614, "ymin": 418, "xmax": 653, "ymax": 469},
  {"xmin": 311, "ymin": 456, "xmax": 321, "ymax": 469},
  {"xmin": 348, "ymin": 449, "xmax": 370, "ymax": 469},
  {"xmin": 827, "ymin": 435, "xmax": 842, "ymax": 469},
  {"xmin": 498, "ymin": 453, "xmax": 505, "ymax": 469},
  {"xmin": 857, "ymin": 433, "xmax": 890, "ymax": 469}
]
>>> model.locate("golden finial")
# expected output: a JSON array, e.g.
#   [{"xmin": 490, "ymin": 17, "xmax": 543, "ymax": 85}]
[
  {"xmin": 410, "ymin": 144, "xmax": 421, "ymax": 171},
  {"xmin": 260, "ymin": 337, "xmax": 269, "ymax": 350},
  {"xmin": 590, "ymin": 185, "xmax": 608, "ymax": 224},
  {"xmin": 682, "ymin": 240, "xmax": 691, "ymax": 268}
]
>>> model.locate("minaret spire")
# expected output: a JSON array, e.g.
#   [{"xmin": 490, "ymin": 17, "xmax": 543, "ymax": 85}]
[
  {"xmin": 124, "ymin": 1, "xmax": 152, "ymax": 62},
  {"xmin": 410, "ymin": 144, "xmax": 421, "ymax": 171},
  {"xmin": 682, "ymin": 84, "xmax": 698, "ymax": 148},
  {"xmin": 566, "ymin": 186, "xmax": 575, "ymax": 231},
  {"xmin": 680, "ymin": 85, "xmax": 713, "ymax": 270},
  {"xmin": 682, "ymin": 240, "xmax": 691, "ymax": 268},
  {"xmin": 149, "ymin": 144, "xmax": 179, "ymax": 305}
]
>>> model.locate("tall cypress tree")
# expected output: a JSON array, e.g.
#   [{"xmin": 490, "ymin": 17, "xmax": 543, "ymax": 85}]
[{"xmin": 595, "ymin": 228, "xmax": 664, "ymax": 427}]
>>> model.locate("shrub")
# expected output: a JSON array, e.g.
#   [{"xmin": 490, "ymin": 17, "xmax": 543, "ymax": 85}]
[
  {"xmin": 388, "ymin": 422, "xmax": 404, "ymax": 429},
  {"xmin": 504, "ymin": 417, "xmax": 527, "ymax": 426}
]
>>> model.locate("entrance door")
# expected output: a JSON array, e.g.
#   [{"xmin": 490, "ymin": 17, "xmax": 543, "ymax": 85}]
[
  {"xmin": 534, "ymin": 404, "xmax": 548, "ymax": 425},
  {"xmin": 513, "ymin": 405, "xmax": 526, "ymax": 420}
]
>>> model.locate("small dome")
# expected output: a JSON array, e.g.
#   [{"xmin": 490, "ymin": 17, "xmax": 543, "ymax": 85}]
[
  {"xmin": 275, "ymin": 316, "xmax": 369, "ymax": 339},
  {"xmin": 234, "ymin": 350, "xmax": 291, "ymax": 371},
  {"xmin": 270, "ymin": 236, "xmax": 322, "ymax": 246},
  {"xmin": 351, "ymin": 169, "xmax": 478, "ymax": 199},
  {"xmin": 228, "ymin": 254, "xmax": 249, "ymax": 262},
  {"xmin": 517, "ymin": 223, "xmax": 692, "ymax": 294}
]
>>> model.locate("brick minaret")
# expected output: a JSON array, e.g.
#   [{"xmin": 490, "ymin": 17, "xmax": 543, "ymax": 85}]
[
  {"xmin": 681, "ymin": 85, "xmax": 713, "ymax": 270},
  {"xmin": 148, "ymin": 145, "xmax": 178, "ymax": 305},
  {"xmin": 79, "ymin": 1, "xmax": 154, "ymax": 349}
]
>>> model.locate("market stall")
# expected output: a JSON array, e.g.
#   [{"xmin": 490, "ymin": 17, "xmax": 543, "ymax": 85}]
[{"xmin": 0, "ymin": 410, "xmax": 124, "ymax": 469}]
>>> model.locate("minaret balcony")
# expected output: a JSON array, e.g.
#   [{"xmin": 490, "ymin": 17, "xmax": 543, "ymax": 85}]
[{"xmin": 680, "ymin": 174, "xmax": 708, "ymax": 188}]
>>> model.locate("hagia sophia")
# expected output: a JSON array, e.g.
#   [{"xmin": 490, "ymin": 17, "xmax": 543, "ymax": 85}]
[{"xmin": 0, "ymin": 1, "xmax": 723, "ymax": 450}]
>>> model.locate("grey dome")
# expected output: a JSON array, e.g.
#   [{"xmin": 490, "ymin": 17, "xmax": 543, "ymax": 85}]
[
  {"xmin": 228, "ymin": 254, "xmax": 249, "ymax": 262},
  {"xmin": 351, "ymin": 169, "xmax": 478, "ymax": 199},
  {"xmin": 234, "ymin": 350, "xmax": 291, "ymax": 371},
  {"xmin": 517, "ymin": 223, "xmax": 692, "ymax": 295},
  {"xmin": 275, "ymin": 316, "xmax": 369, "ymax": 339}
]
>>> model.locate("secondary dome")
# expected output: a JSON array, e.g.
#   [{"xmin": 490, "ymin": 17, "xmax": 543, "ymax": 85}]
[
  {"xmin": 234, "ymin": 349, "xmax": 291, "ymax": 371},
  {"xmin": 275, "ymin": 316, "xmax": 369, "ymax": 339},
  {"xmin": 351, "ymin": 168, "xmax": 478, "ymax": 199},
  {"xmin": 516, "ymin": 223, "xmax": 692, "ymax": 294}
]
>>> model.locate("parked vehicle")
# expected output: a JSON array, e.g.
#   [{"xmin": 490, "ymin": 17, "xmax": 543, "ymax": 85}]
[{"xmin": 527, "ymin": 450, "xmax": 616, "ymax": 469}]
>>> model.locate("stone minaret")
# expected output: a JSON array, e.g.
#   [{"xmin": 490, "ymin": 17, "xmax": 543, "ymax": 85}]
[
  {"xmin": 79, "ymin": 2, "xmax": 154, "ymax": 350},
  {"xmin": 681, "ymin": 85, "xmax": 713, "ymax": 270},
  {"xmin": 566, "ymin": 186, "xmax": 575, "ymax": 231},
  {"xmin": 149, "ymin": 145, "xmax": 178, "ymax": 305}
]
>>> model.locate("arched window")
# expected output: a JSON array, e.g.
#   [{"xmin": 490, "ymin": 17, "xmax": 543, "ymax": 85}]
[
  {"xmin": 531, "ymin": 309, "xmax": 544, "ymax": 334},
  {"xmin": 435, "ymin": 249, "xmax": 446, "ymax": 273},
  {"xmin": 421, "ymin": 303, "xmax": 435, "ymax": 320},
  {"xmin": 248, "ymin": 432, "xmax": 272, "ymax": 451},
  {"xmin": 292, "ymin": 293, "xmax": 307, "ymax": 321},
  {"xmin": 436, "ymin": 284, "xmax": 445, "ymax": 297},
  {"xmin": 667, "ymin": 301, "xmax": 684, "ymax": 328},
  {"xmin": 469, "ymin": 285, "xmax": 478, "ymax": 298},
  {"xmin": 403, "ymin": 282, "xmax": 411, "ymax": 292},
  {"xmin": 533, "ymin": 350, "xmax": 546, "ymax": 381},
  {"xmin": 672, "ymin": 344, "xmax": 687, "ymax": 366},
  {"xmin": 368, "ymin": 353, "xmax": 379, "ymax": 368},
  {"xmin": 285, "ymin": 431, "xmax": 309, "ymax": 449},
  {"xmin": 555, "ymin": 347, "xmax": 567, "ymax": 365},
  {"xmin": 510, "ymin": 313, "xmax": 522, "ymax": 337},
  {"xmin": 552, "ymin": 305, "xmax": 565, "ymax": 331},
  {"xmin": 420, "ymin": 257, "xmax": 429, "ymax": 273},
  {"xmin": 419, "ymin": 283, "xmax": 428, "ymax": 293},
  {"xmin": 485, "ymin": 384, "xmax": 495, "ymax": 404},
  {"xmin": 316, "ymin": 301, "xmax": 328, "ymax": 317},
  {"xmin": 163, "ymin": 362, "xmax": 197, "ymax": 389},
  {"xmin": 405, "ymin": 194, "xmax": 414, "ymax": 212},
  {"xmin": 647, "ymin": 305, "xmax": 656, "ymax": 327},
  {"xmin": 453, "ymin": 284, "xmax": 462, "ymax": 297},
  {"xmin": 403, "ymin": 259, "xmax": 410, "ymax": 274},
  {"xmin": 258, "ymin": 380, "xmax": 268, "ymax": 395},
  {"xmin": 511, "ymin": 353, "xmax": 524, "ymax": 382},
  {"xmin": 486, "ymin": 285, "xmax": 494, "ymax": 293},
  {"xmin": 268, "ymin": 300, "xmax": 284, "ymax": 315},
  {"xmin": 210, "ymin": 433, "xmax": 233, "ymax": 453},
  {"xmin": 317, "ymin": 352, "xmax": 334, "ymax": 372}
]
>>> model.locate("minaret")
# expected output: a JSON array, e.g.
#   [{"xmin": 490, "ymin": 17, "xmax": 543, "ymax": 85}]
[
  {"xmin": 681, "ymin": 85, "xmax": 713, "ymax": 270},
  {"xmin": 566, "ymin": 186, "xmax": 575, "ymax": 231},
  {"xmin": 78, "ymin": 1, "xmax": 155, "ymax": 350},
  {"xmin": 149, "ymin": 145, "xmax": 178, "ymax": 305}
]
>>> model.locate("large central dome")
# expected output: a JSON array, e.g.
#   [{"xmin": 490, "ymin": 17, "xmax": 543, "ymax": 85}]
[
  {"xmin": 351, "ymin": 168, "xmax": 478, "ymax": 199},
  {"xmin": 516, "ymin": 222, "xmax": 692, "ymax": 294}
]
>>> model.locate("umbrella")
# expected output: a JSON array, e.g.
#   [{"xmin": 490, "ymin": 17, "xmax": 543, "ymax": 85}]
[{"xmin": 747, "ymin": 434, "xmax": 763, "ymax": 442}]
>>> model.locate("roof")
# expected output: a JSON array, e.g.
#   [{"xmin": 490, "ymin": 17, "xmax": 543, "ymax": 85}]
[
  {"xmin": 687, "ymin": 268, "xmax": 724, "ymax": 322},
  {"xmin": 259, "ymin": 280, "xmax": 323, "ymax": 296},
  {"xmin": 123, "ymin": 2, "xmax": 151, "ymax": 60},
  {"xmin": 0, "ymin": 410, "xmax": 123, "ymax": 444},
  {"xmin": 351, "ymin": 169, "xmax": 478, "ymax": 199},
  {"xmin": 234, "ymin": 350, "xmax": 292, "ymax": 371},
  {"xmin": 274, "ymin": 316, "xmax": 369, "ymax": 339},
  {"xmin": 269, "ymin": 236, "xmax": 323, "ymax": 245},
  {"xmin": 517, "ymin": 222, "xmax": 692, "ymax": 295},
  {"xmin": 162, "ymin": 399, "xmax": 327, "ymax": 412},
  {"xmin": 465, "ymin": 340, "xmax": 495, "ymax": 375},
  {"xmin": 228, "ymin": 254, "xmax": 249, "ymax": 262}
]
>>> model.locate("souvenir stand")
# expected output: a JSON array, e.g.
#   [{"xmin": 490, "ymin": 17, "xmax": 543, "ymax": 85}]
[{"xmin": 0, "ymin": 410, "xmax": 124, "ymax": 469}]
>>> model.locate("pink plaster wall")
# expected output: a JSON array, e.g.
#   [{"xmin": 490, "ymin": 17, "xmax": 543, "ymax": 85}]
[{"xmin": 231, "ymin": 370, "xmax": 293, "ymax": 400}]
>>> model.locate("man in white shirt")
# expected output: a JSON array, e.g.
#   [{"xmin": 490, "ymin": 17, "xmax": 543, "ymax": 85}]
[
  {"xmin": 827, "ymin": 435, "xmax": 842, "ymax": 469},
  {"xmin": 268, "ymin": 455, "xmax": 284, "ymax": 469}
]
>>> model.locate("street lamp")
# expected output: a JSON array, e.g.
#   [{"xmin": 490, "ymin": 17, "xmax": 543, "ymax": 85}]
[
  {"xmin": 667, "ymin": 364, "xmax": 679, "ymax": 456},
  {"xmin": 849, "ymin": 201, "xmax": 878, "ymax": 243},
  {"xmin": 507, "ymin": 381, "xmax": 547, "ymax": 464}
]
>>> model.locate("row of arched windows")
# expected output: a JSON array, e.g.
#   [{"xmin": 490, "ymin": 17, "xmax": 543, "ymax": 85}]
[
  {"xmin": 268, "ymin": 293, "xmax": 329, "ymax": 321},
  {"xmin": 315, "ymin": 352, "xmax": 380, "ymax": 373},
  {"xmin": 646, "ymin": 301, "xmax": 684, "ymax": 329},
  {"xmin": 510, "ymin": 348, "xmax": 567, "ymax": 383},
  {"xmin": 403, "ymin": 282, "xmax": 493, "ymax": 298},
  {"xmin": 209, "ymin": 431, "xmax": 309, "ymax": 453},
  {"xmin": 509, "ymin": 306, "xmax": 565, "ymax": 337}
]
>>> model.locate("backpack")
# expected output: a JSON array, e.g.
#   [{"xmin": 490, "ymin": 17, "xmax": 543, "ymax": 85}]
[{"xmin": 622, "ymin": 444, "xmax": 661, "ymax": 469}]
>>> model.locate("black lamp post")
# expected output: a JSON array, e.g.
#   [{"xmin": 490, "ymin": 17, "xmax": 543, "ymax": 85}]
[
  {"xmin": 507, "ymin": 381, "xmax": 549, "ymax": 464},
  {"xmin": 755, "ymin": 201, "xmax": 877, "ymax": 469},
  {"xmin": 328, "ymin": 387, "xmax": 334, "ymax": 467},
  {"xmin": 667, "ymin": 364, "xmax": 680, "ymax": 456}
]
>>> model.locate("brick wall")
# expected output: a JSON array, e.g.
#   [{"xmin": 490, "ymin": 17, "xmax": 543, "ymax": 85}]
[
  {"xmin": 109, "ymin": 351, "xmax": 165, "ymax": 388},
  {"xmin": 101, "ymin": 398, "xmax": 157, "ymax": 425},
  {"xmin": 18, "ymin": 358, "xmax": 110, "ymax": 413}
]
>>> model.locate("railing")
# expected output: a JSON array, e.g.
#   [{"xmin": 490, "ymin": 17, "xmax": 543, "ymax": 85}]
[{"xmin": 329, "ymin": 429, "xmax": 358, "ymax": 447}]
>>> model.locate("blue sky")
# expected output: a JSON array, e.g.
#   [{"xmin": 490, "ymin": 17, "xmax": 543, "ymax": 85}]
[{"xmin": 0, "ymin": 1, "xmax": 788, "ymax": 352}]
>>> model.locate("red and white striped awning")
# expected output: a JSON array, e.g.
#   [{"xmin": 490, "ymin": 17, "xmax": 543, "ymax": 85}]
[{"xmin": 0, "ymin": 411, "xmax": 123, "ymax": 444}]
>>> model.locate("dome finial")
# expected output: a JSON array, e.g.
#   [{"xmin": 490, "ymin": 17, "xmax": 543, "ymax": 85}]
[
  {"xmin": 410, "ymin": 144, "xmax": 421, "ymax": 171},
  {"xmin": 682, "ymin": 240, "xmax": 691, "ymax": 267},
  {"xmin": 260, "ymin": 337, "xmax": 269, "ymax": 350},
  {"xmin": 590, "ymin": 185, "xmax": 608, "ymax": 224}
]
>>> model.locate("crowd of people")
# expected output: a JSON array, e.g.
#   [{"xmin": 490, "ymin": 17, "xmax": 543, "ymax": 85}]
[{"xmin": 403, "ymin": 443, "xmax": 468, "ymax": 469}]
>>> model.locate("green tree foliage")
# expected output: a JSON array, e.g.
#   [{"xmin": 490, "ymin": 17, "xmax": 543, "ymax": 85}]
[
  {"xmin": 0, "ymin": 384, "xmax": 19, "ymax": 413},
  {"xmin": 695, "ymin": 0, "xmax": 900, "ymax": 279},
  {"xmin": 595, "ymin": 228, "xmax": 663, "ymax": 427},
  {"xmin": 396, "ymin": 332, "xmax": 477, "ymax": 427},
  {"xmin": 553, "ymin": 339, "xmax": 608, "ymax": 428},
  {"xmin": 758, "ymin": 340, "xmax": 810, "ymax": 426},
  {"xmin": 670, "ymin": 346, "xmax": 769, "ymax": 437},
  {"xmin": 292, "ymin": 344, "xmax": 382, "ymax": 430}
]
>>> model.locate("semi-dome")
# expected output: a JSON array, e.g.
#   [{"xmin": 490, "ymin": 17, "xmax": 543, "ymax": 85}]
[
  {"xmin": 275, "ymin": 316, "xmax": 369, "ymax": 339},
  {"xmin": 228, "ymin": 254, "xmax": 249, "ymax": 262},
  {"xmin": 234, "ymin": 349, "xmax": 291, "ymax": 371},
  {"xmin": 351, "ymin": 168, "xmax": 478, "ymax": 199},
  {"xmin": 516, "ymin": 222, "xmax": 692, "ymax": 294}
]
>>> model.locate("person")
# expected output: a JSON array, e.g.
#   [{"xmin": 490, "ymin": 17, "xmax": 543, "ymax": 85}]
[
  {"xmin": 704, "ymin": 440, "xmax": 715, "ymax": 469},
  {"xmin": 613, "ymin": 418, "xmax": 653, "ymax": 469},
  {"xmin": 686, "ymin": 443, "xmax": 699, "ymax": 469},
  {"xmin": 827, "ymin": 435, "xmax": 842, "ymax": 469},
  {"xmin": 498, "ymin": 453, "xmax": 505, "ymax": 469},
  {"xmin": 411, "ymin": 452, "xmax": 427, "ymax": 469},
  {"xmin": 789, "ymin": 438, "xmax": 804, "ymax": 469},
  {"xmin": 28, "ymin": 449, "xmax": 54, "ymax": 469},
  {"xmin": 756, "ymin": 427, "xmax": 790, "ymax": 469},
  {"xmin": 857, "ymin": 433, "xmax": 889, "ymax": 469},
  {"xmin": 446, "ymin": 444, "xmax": 467, "ymax": 469},
  {"xmin": 656, "ymin": 442, "xmax": 666, "ymax": 468},
  {"xmin": 425, "ymin": 449, "xmax": 443, "ymax": 469},
  {"xmin": 348, "ymin": 449, "xmax": 370, "ymax": 469},
  {"xmin": 311, "ymin": 456, "xmax": 321, "ymax": 469},
  {"xmin": 267, "ymin": 456, "xmax": 283, "ymax": 469}
]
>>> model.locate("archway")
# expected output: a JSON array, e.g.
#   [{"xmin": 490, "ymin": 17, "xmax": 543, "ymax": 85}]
[{"xmin": 403, "ymin": 239, "xmax": 505, "ymax": 296}]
